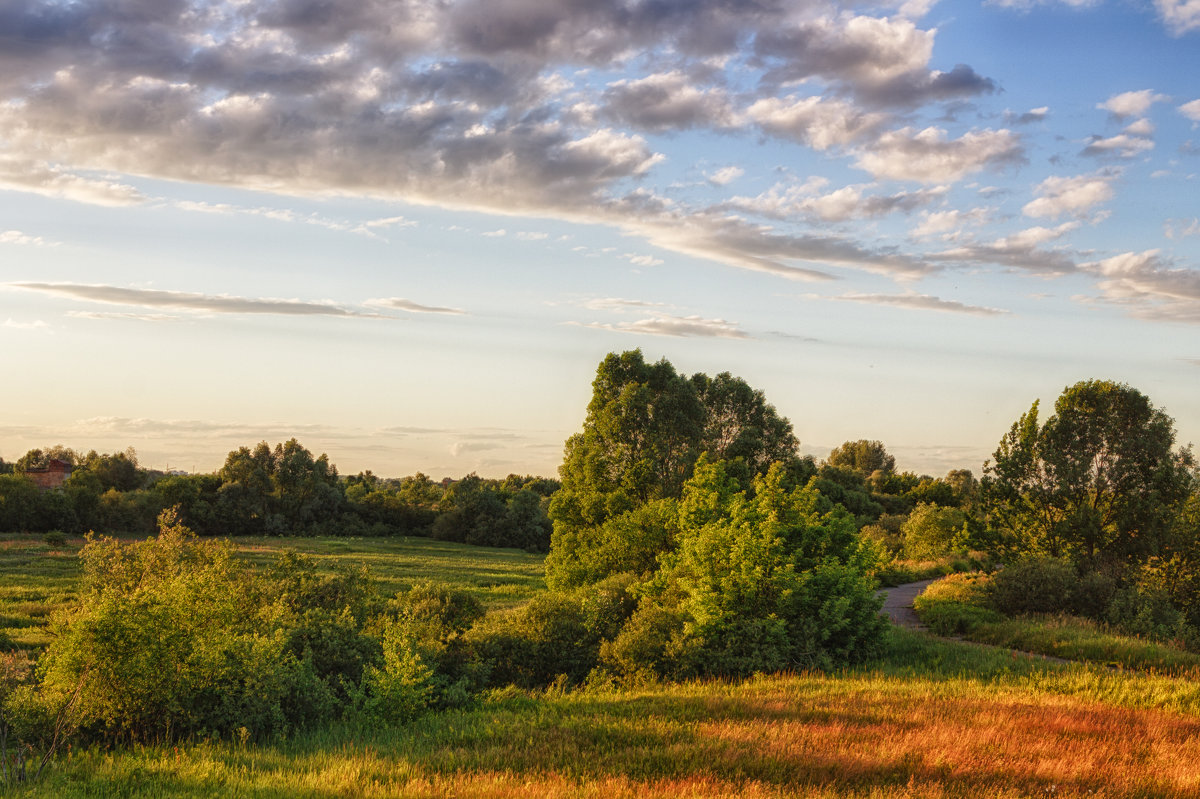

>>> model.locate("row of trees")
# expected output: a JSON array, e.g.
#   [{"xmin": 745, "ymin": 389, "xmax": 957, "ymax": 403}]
[{"xmin": 0, "ymin": 443, "xmax": 558, "ymax": 552}]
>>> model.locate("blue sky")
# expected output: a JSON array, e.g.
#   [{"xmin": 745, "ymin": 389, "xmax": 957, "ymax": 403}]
[{"xmin": 1, "ymin": 0, "xmax": 1198, "ymax": 479}]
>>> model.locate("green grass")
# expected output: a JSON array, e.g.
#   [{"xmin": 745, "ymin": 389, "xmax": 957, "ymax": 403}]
[
  {"xmin": 873, "ymin": 552, "xmax": 992, "ymax": 588},
  {"xmin": 11, "ymin": 629, "xmax": 1200, "ymax": 798},
  {"xmin": 0, "ymin": 532, "xmax": 545, "ymax": 652},
  {"xmin": 911, "ymin": 573, "xmax": 1200, "ymax": 675},
  {"xmin": 0, "ymin": 535, "xmax": 82, "ymax": 650}
]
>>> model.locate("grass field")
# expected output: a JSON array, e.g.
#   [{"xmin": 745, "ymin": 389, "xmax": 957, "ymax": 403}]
[
  {"xmin": 10, "ymin": 629, "xmax": 1200, "ymax": 798},
  {"xmin": 0, "ymin": 532, "xmax": 545, "ymax": 651},
  {"xmin": 7, "ymin": 535, "xmax": 1200, "ymax": 798}
]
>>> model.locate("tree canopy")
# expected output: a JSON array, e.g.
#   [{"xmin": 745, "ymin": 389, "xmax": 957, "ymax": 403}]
[{"xmin": 982, "ymin": 380, "xmax": 1194, "ymax": 563}]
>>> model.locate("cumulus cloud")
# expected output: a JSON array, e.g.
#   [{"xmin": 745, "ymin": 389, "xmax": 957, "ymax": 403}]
[
  {"xmin": 1098, "ymin": 90, "xmax": 1168, "ymax": 119},
  {"xmin": 836, "ymin": 292, "xmax": 1009, "ymax": 315},
  {"xmin": 9, "ymin": 283, "xmax": 385, "ymax": 318},
  {"xmin": 1022, "ymin": 173, "xmax": 1115, "ymax": 218},
  {"xmin": 1004, "ymin": 106, "xmax": 1050, "ymax": 125},
  {"xmin": 1156, "ymin": 0, "xmax": 1200, "ymax": 34},
  {"xmin": 1081, "ymin": 133, "xmax": 1155, "ymax": 159},
  {"xmin": 365, "ymin": 298, "xmax": 466, "ymax": 315},
  {"xmin": 853, "ymin": 127, "xmax": 1022, "ymax": 183},
  {"xmin": 705, "ymin": 166, "xmax": 744, "ymax": 186},
  {"xmin": 578, "ymin": 313, "xmax": 749, "ymax": 339},
  {"xmin": 1083, "ymin": 249, "xmax": 1200, "ymax": 322},
  {"xmin": 602, "ymin": 72, "xmax": 738, "ymax": 132},
  {"xmin": 748, "ymin": 96, "xmax": 888, "ymax": 151},
  {"xmin": 910, "ymin": 207, "xmax": 990, "ymax": 239},
  {"xmin": 931, "ymin": 223, "xmax": 1080, "ymax": 275},
  {"xmin": 1181, "ymin": 99, "xmax": 1200, "ymax": 122},
  {"xmin": 732, "ymin": 181, "xmax": 948, "ymax": 223}
]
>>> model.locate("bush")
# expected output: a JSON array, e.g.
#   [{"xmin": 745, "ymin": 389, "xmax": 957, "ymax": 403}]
[
  {"xmin": 901, "ymin": 504, "xmax": 968, "ymax": 561},
  {"xmin": 1107, "ymin": 586, "xmax": 1187, "ymax": 642},
  {"xmin": 989, "ymin": 557, "xmax": 1079, "ymax": 616},
  {"xmin": 43, "ymin": 531, "xmax": 66, "ymax": 549},
  {"xmin": 913, "ymin": 573, "xmax": 1002, "ymax": 635}
]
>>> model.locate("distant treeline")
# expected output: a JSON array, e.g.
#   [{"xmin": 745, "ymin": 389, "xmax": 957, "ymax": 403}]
[{"xmin": 0, "ymin": 442, "xmax": 557, "ymax": 551}]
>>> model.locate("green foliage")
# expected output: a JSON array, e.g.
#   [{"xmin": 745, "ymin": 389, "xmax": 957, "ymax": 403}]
[
  {"xmin": 545, "ymin": 498, "xmax": 678, "ymax": 590},
  {"xmin": 988, "ymin": 556, "xmax": 1080, "ymax": 616},
  {"xmin": 912, "ymin": 573, "xmax": 1003, "ymax": 635},
  {"xmin": 901, "ymin": 503, "xmax": 969, "ymax": 561},
  {"xmin": 826, "ymin": 440, "xmax": 895, "ymax": 476},
  {"xmin": 604, "ymin": 459, "xmax": 887, "ymax": 680},
  {"xmin": 42, "ymin": 531, "xmax": 66, "ymax": 549},
  {"xmin": 982, "ymin": 381, "xmax": 1194, "ymax": 562}
]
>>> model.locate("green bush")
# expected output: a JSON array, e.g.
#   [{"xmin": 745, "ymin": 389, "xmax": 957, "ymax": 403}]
[
  {"xmin": 989, "ymin": 557, "xmax": 1079, "ymax": 616},
  {"xmin": 43, "ymin": 531, "xmax": 66, "ymax": 549},
  {"xmin": 912, "ymin": 573, "xmax": 1002, "ymax": 636},
  {"xmin": 901, "ymin": 504, "xmax": 968, "ymax": 561},
  {"xmin": 1107, "ymin": 585, "xmax": 1187, "ymax": 642}
]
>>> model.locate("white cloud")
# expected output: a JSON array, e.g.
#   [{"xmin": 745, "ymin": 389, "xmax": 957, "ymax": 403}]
[
  {"xmin": 67, "ymin": 311, "xmax": 179, "ymax": 322},
  {"xmin": 1081, "ymin": 133, "xmax": 1155, "ymax": 159},
  {"xmin": 364, "ymin": 298, "xmax": 466, "ymax": 315},
  {"xmin": 1083, "ymin": 249, "xmax": 1200, "ymax": 322},
  {"xmin": 0, "ymin": 158, "xmax": 145, "ymax": 206},
  {"xmin": 602, "ymin": 72, "xmax": 739, "ymax": 132},
  {"xmin": 10, "ymin": 282, "xmax": 387, "ymax": 318},
  {"xmin": 482, "ymin": 229, "xmax": 507, "ymax": 237},
  {"xmin": 706, "ymin": 166, "xmax": 744, "ymax": 186},
  {"xmin": 578, "ymin": 313, "xmax": 749, "ymax": 339},
  {"xmin": 1022, "ymin": 173, "xmax": 1115, "ymax": 218},
  {"xmin": 1156, "ymin": 0, "xmax": 1200, "ymax": 34},
  {"xmin": 729, "ymin": 180, "xmax": 947, "ymax": 223},
  {"xmin": 627, "ymin": 254, "xmax": 664, "ymax": 267},
  {"xmin": 910, "ymin": 208, "xmax": 990, "ymax": 239},
  {"xmin": 853, "ymin": 127, "xmax": 1022, "ymax": 183},
  {"xmin": 3, "ymin": 318, "xmax": 49, "ymax": 330},
  {"xmin": 748, "ymin": 96, "xmax": 887, "ymax": 151},
  {"xmin": 1124, "ymin": 118, "xmax": 1155, "ymax": 136},
  {"xmin": 1165, "ymin": 218, "xmax": 1200, "ymax": 239},
  {"xmin": 836, "ymin": 292, "xmax": 1009, "ymax": 316},
  {"xmin": 514, "ymin": 231, "xmax": 549, "ymax": 240},
  {"xmin": 1180, "ymin": 99, "xmax": 1200, "ymax": 122},
  {"xmin": 1097, "ymin": 90, "xmax": 1168, "ymax": 119},
  {"xmin": 0, "ymin": 230, "xmax": 52, "ymax": 246},
  {"xmin": 581, "ymin": 297, "xmax": 669, "ymax": 312}
]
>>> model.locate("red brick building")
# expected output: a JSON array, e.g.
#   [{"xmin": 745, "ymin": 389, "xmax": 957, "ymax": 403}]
[{"xmin": 25, "ymin": 459, "xmax": 72, "ymax": 491}]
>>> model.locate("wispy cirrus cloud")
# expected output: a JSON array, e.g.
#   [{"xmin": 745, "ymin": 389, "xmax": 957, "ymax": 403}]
[
  {"xmin": 574, "ymin": 313, "xmax": 750, "ymax": 339},
  {"xmin": 9, "ymin": 282, "xmax": 384, "ymax": 318},
  {"xmin": 835, "ymin": 292, "xmax": 1009, "ymax": 316},
  {"xmin": 365, "ymin": 298, "xmax": 466, "ymax": 315}
]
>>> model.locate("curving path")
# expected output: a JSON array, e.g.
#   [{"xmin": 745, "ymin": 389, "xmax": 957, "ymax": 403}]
[{"xmin": 876, "ymin": 578, "xmax": 936, "ymax": 629}]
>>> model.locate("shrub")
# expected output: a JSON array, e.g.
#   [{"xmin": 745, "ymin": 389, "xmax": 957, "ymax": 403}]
[
  {"xmin": 901, "ymin": 504, "xmax": 968, "ymax": 561},
  {"xmin": 913, "ymin": 573, "xmax": 1002, "ymax": 635},
  {"xmin": 43, "ymin": 531, "xmax": 66, "ymax": 549},
  {"xmin": 989, "ymin": 557, "xmax": 1079, "ymax": 616}
]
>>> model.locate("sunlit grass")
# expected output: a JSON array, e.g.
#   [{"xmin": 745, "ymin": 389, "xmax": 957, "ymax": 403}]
[{"xmin": 15, "ymin": 638, "xmax": 1200, "ymax": 798}]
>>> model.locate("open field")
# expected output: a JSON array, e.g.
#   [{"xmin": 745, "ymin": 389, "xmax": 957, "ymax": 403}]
[
  {"xmin": 7, "ymin": 534, "xmax": 1200, "ymax": 798},
  {"xmin": 10, "ymin": 629, "xmax": 1200, "ymax": 798},
  {"xmin": 0, "ymin": 533, "xmax": 545, "ymax": 650}
]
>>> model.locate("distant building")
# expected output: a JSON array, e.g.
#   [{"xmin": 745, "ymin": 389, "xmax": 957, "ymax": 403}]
[{"xmin": 26, "ymin": 459, "xmax": 72, "ymax": 491}]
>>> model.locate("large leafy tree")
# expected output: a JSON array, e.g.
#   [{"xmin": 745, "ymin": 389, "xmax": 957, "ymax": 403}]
[
  {"xmin": 982, "ymin": 380, "xmax": 1194, "ymax": 562},
  {"xmin": 547, "ymin": 351, "xmax": 802, "ymax": 587}
]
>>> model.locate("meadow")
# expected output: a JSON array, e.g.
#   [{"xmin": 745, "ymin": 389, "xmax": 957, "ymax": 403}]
[{"xmin": 5, "ymin": 534, "xmax": 1200, "ymax": 798}]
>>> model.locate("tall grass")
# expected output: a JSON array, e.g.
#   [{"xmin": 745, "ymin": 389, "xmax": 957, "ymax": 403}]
[{"xmin": 13, "ymin": 641, "xmax": 1200, "ymax": 798}]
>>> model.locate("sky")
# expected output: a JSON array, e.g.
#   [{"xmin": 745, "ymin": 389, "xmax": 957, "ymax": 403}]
[{"xmin": 1, "ymin": 0, "xmax": 1198, "ymax": 480}]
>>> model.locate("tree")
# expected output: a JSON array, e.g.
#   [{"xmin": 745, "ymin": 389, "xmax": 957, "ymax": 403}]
[
  {"xmin": 547, "ymin": 351, "xmax": 803, "ymax": 587},
  {"xmin": 982, "ymin": 380, "xmax": 1194, "ymax": 563},
  {"xmin": 826, "ymin": 440, "xmax": 895, "ymax": 477}
]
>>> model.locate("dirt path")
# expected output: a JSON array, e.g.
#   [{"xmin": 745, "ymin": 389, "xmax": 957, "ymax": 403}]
[
  {"xmin": 876, "ymin": 579, "xmax": 936, "ymax": 629},
  {"xmin": 877, "ymin": 578, "xmax": 1075, "ymax": 666}
]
